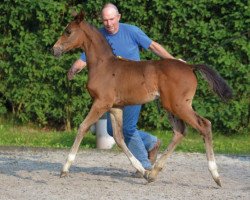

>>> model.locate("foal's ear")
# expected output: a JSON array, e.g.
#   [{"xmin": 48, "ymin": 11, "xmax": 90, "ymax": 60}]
[
  {"xmin": 73, "ymin": 11, "xmax": 85, "ymax": 24},
  {"xmin": 71, "ymin": 10, "xmax": 78, "ymax": 17}
]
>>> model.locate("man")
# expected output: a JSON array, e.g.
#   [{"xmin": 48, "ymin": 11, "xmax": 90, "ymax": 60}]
[{"xmin": 68, "ymin": 3, "xmax": 174, "ymax": 172}]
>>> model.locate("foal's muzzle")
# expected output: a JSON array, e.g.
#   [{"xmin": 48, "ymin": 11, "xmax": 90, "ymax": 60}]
[{"xmin": 52, "ymin": 46, "xmax": 64, "ymax": 57}]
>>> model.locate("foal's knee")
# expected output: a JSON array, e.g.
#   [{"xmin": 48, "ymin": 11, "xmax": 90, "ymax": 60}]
[{"xmin": 78, "ymin": 122, "xmax": 88, "ymax": 134}]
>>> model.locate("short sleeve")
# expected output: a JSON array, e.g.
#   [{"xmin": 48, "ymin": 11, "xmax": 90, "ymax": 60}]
[
  {"xmin": 80, "ymin": 52, "xmax": 87, "ymax": 61},
  {"xmin": 134, "ymin": 27, "xmax": 152, "ymax": 50}
]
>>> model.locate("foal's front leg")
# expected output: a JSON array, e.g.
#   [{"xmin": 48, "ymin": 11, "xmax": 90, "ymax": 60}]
[
  {"xmin": 61, "ymin": 100, "xmax": 110, "ymax": 177},
  {"xmin": 109, "ymin": 108, "xmax": 147, "ymax": 178}
]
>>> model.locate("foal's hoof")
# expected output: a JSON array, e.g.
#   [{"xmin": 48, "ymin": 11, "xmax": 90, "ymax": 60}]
[
  {"xmin": 215, "ymin": 177, "xmax": 222, "ymax": 187},
  {"xmin": 60, "ymin": 171, "xmax": 69, "ymax": 178},
  {"xmin": 132, "ymin": 170, "xmax": 144, "ymax": 178},
  {"xmin": 143, "ymin": 170, "xmax": 156, "ymax": 183}
]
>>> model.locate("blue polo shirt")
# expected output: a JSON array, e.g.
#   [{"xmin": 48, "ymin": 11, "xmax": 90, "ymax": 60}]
[{"xmin": 80, "ymin": 23, "xmax": 152, "ymax": 61}]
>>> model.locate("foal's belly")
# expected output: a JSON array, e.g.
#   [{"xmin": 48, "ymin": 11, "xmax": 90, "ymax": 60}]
[{"xmin": 114, "ymin": 89, "xmax": 160, "ymax": 106}]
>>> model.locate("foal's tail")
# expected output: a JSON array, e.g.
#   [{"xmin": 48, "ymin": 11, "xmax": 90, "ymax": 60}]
[{"xmin": 193, "ymin": 64, "xmax": 233, "ymax": 102}]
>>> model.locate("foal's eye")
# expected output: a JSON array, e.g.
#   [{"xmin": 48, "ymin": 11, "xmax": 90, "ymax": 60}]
[{"xmin": 65, "ymin": 29, "xmax": 71, "ymax": 36}]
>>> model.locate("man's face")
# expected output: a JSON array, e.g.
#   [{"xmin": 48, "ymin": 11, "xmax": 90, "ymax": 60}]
[{"xmin": 101, "ymin": 8, "xmax": 121, "ymax": 34}]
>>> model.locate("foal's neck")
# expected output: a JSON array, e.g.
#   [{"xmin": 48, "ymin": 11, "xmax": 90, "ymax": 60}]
[{"xmin": 80, "ymin": 22, "xmax": 114, "ymax": 66}]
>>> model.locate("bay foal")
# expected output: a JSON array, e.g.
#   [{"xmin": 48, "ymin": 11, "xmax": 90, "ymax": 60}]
[{"xmin": 52, "ymin": 12, "xmax": 232, "ymax": 186}]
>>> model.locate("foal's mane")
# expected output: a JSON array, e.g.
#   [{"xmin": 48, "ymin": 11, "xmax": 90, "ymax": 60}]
[
  {"xmin": 80, "ymin": 20, "xmax": 115, "ymax": 58},
  {"xmin": 72, "ymin": 12, "xmax": 114, "ymax": 57}
]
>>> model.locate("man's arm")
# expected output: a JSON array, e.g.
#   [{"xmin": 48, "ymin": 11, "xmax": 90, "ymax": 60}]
[
  {"xmin": 148, "ymin": 41, "xmax": 174, "ymax": 59},
  {"xmin": 67, "ymin": 59, "xmax": 87, "ymax": 80}
]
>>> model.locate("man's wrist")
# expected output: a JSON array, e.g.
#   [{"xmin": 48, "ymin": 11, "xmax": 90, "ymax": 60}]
[{"xmin": 178, "ymin": 58, "xmax": 186, "ymax": 63}]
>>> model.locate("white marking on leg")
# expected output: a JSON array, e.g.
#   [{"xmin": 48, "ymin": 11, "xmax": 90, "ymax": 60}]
[
  {"xmin": 208, "ymin": 161, "xmax": 219, "ymax": 178},
  {"xmin": 62, "ymin": 153, "xmax": 76, "ymax": 172},
  {"xmin": 68, "ymin": 153, "xmax": 76, "ymax": 162},
  {"xmin": 130, "ymin": 156, "xmax": 145, "ymax": 173},
  {"xmin": 208, "ymin": 160, "xmax": 217, "ymax": 171}
]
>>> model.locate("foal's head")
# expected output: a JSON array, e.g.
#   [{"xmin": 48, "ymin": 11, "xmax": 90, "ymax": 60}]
[{"xmin": 52, "ymin": 12, "xmax": 85, "ymax": 57}]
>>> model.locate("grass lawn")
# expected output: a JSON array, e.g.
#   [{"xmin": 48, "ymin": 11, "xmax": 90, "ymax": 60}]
[
  {"xmin": 152, "ymin": 129, "xmax": 250, "ymax": 155},
  {"xmin": 0, "ymin": 120, "xmax": 249, "ymax": 155}
]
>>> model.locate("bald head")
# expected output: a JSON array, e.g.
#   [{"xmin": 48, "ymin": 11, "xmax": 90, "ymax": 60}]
[
  {"xmin": 101, "ymin": 3, "xmax": 121, "ymax": 34},
  {"xmin": 102, "ymin": 3, "xmax": 119, "ymax": 15}
]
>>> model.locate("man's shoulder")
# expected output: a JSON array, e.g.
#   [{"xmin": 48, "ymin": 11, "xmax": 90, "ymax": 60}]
[{"xmin": 119, "ymin": 23, "xmax": 139, "ymax": 31}]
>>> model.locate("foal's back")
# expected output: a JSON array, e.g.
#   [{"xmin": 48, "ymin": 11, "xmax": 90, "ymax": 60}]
[{"xmin": 104, "ymin": 58, "xmax": 197, "ymax": 106}]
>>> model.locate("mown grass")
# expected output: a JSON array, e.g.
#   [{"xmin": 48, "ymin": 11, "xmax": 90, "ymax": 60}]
[
  {"xmin": 0, "ymin": 120, "xmax": 249, "ymax": 155},
  {"xmin": 0, "ymin": 122, "xmax": 95, "ymax": 149},
  {"xmin": 152, "ymin": 129, "xmax": 250, "ymax": 155}
]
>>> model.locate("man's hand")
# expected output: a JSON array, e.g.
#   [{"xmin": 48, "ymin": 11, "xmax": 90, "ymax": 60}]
[
  {"xmin": 67, "ymin": 59, "xmax": 86, "ymax": 80},
  {"xmin": 178, "ymin": 58, "xmax": 186, "ymax": 63}
]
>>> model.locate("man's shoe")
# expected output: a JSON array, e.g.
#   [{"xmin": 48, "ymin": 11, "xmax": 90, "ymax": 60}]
[{"xmin": 148, "ymin": 140, "xmax": 161, "ymax": 165}]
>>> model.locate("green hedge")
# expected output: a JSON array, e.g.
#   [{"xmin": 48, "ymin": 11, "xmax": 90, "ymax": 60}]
[{"xmin": 0, "ymin": 0, "xmax": 249, "ymax": 134}]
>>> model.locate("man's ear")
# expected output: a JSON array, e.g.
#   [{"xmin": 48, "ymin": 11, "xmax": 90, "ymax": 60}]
[{"xmin": 117, "ymin": 13, "xmax": 121, "ymax": 21}]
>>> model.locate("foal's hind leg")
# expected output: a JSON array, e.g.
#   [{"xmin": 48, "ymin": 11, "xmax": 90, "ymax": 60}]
[
  {"xmin": 61, "ymin": 100, "xmax": 110, "ymax": 177},
  {"xmin": 191, "ymin": 113, "xmax": 221, "ymax": 186},
  {"xmin": 147, "ymin": 113, "xmax": 186, "ymax": 182},
  {"xmin": 163, "ymin": 106, "xmax": 221, "ymax": 186},
  {"xmin": 109, "ymin": 108, "xmax": 147, "ymax": 177}
]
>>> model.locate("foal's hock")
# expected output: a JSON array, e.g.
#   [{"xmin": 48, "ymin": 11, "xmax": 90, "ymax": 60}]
[{"xmin": 52, "ymin": 12, "xmax": 232, "ymax": 187}]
